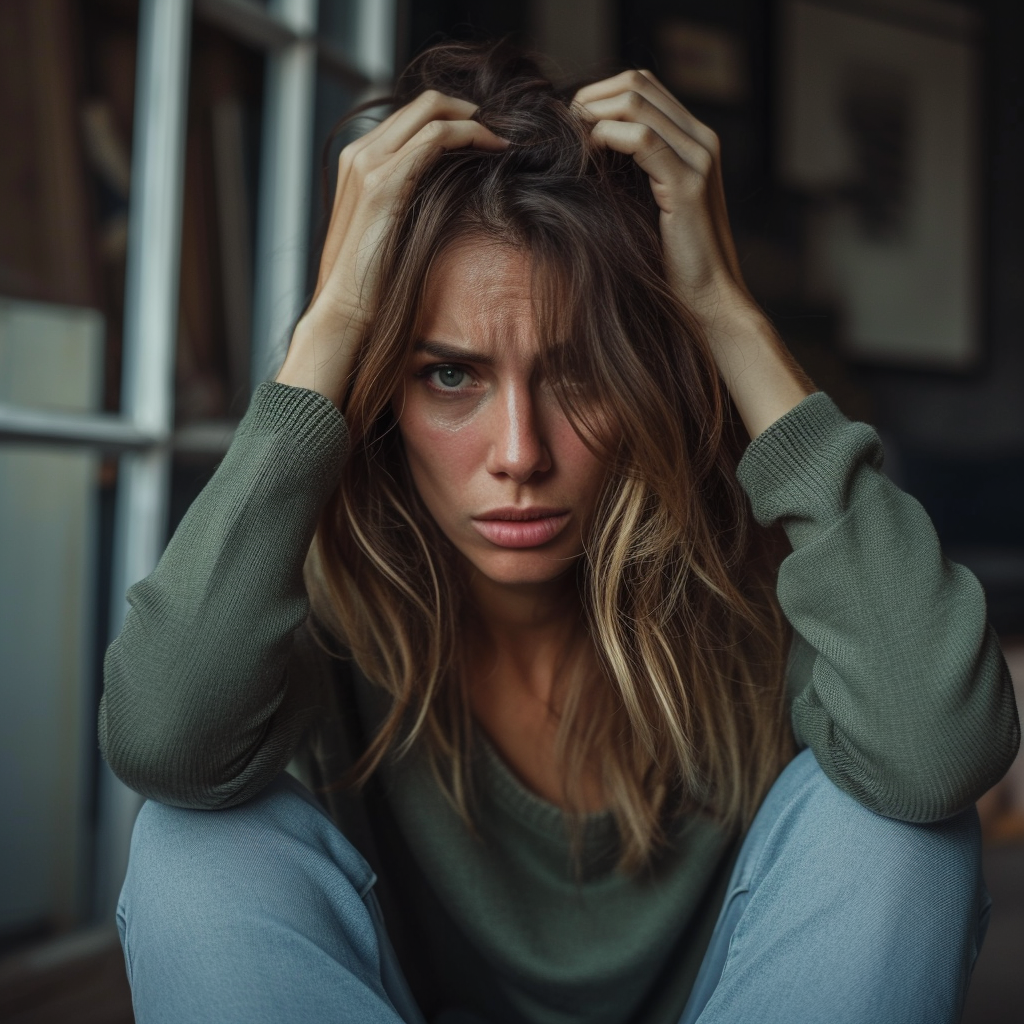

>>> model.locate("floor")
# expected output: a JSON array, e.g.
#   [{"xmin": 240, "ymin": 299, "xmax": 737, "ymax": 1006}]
[{"xmin": 0, "ymin": 926, "xmax": 132, "ymax": 1024}]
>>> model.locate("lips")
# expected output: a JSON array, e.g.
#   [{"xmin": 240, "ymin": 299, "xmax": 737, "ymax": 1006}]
[
  {"xmin": 471, "ymin": 509, "xmax": 571, "ymax": 548},
  {"xmin": 474, "ymin": 507, "xmax": 569, "ymax": 521}
]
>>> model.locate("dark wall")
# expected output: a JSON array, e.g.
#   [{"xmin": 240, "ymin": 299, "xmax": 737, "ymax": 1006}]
[
  {"xmin": 858, "ymin": 0, "xmax": 1024, "ymax": 456},
  {"xmin": 620, "ymin": 0, "xmax": 1024, "ymax": 457},
  {"xmin": 821, "ymin": 0, "xmax": 1024, "ymax": 458},
  {"xmin": 619, "ymin": 0, "xmax": 1024, "ymax": 630},
  {"xmin": 398, "ymin": 0, "xmax": 532, "ymax": 62}
]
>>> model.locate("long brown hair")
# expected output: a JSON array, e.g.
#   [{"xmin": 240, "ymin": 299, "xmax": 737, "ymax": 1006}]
[{"xmin": 306, "ymin": 39, "xmax": 794, "ymax": 872}]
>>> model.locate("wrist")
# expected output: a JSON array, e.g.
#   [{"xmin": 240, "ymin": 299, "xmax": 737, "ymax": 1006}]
[
  {"xmin": 275, "ymin": 312, "xmax": 361, "ymax": 409},
  {"xmin": 697, "ymin": 300, "xmax": 815, "ymax": 441},
  {"xmin": 689, "ymin": 271, "xmax": 762, "ymax": 332}
]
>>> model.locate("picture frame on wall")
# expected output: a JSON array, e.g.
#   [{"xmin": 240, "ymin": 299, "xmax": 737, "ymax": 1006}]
[{"xmin": 777, "ymin": 0, "xmax": 982, "ymax": 370}]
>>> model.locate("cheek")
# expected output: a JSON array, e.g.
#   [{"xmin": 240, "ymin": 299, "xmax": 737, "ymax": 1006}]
[
  {"xmin": 552, "ymin": 419, "xmax": 606, "ymax": 490},
  {"xmin": 398, "ymin": 411, "xmax": 483, "ymax": 514}
]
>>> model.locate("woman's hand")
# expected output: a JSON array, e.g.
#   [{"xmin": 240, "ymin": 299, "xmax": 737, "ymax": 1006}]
[
  {"xmin": 574, "ymin": 69, "xmax": 747, "ymax": 321},
  {"xmin": 574, "ymin": 71, "xmax": 813, "ymax": 439},
  {"xmin": 276, "ymin": 91, "xmax": 508, "ymax": 407}
]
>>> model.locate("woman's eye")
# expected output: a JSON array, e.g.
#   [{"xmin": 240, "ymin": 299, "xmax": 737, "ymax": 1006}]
[
  {"xmin": 434, "ymin": 366, "xmax": 466, "ymax": 388},
  {"xmin": 417, "ymin": 364, "xmax": 474, "ymax": 394}
]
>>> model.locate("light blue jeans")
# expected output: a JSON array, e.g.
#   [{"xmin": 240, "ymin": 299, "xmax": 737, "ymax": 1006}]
[{"xmin": 116, "ymin": 749, "xmax": 991, "ymax": 1024}]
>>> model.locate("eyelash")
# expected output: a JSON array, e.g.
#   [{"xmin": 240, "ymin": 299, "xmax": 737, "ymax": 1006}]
[
  {"xmin": 413, "ymin": 362, "xmax": 591, "ymax": 399},
  {"xmin": 414, "ymin": 363, "xmax": 479, "ymax": 397}
]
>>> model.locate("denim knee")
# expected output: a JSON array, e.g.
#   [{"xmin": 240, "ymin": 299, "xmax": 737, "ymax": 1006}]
[
  {"xmin": 119, "ymin": 775, "xmax": 377, "ymax": 930},
  {"xmin": 687, "ymin": 749, "xmax": 991, "ymax": 1024},
  {"xmin": 117, "ymin": 774, "xmax": 404, "ymax": 1024},
  {"xmin": 741, "ymin": 749, "xmax": 987, "ymax": 918}
]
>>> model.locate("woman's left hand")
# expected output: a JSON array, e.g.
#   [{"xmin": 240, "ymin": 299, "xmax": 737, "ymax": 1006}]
[
  {"xmin": 573, "ymin": 69, "xmax": 752, "ymax": 326},
  {"xmin": 574, "ymin": 69, "xmax": 814, "ymax": 438}
]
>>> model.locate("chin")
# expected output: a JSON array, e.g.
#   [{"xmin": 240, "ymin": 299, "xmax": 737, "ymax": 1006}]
[{"xmin": 465, "ymin": 547, "xmax": 581, "ymax": 588}]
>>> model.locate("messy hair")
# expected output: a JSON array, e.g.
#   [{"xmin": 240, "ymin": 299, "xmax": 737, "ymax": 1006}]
[{"xmin": 306, "ymin": 38, "xmax": 793, "ymax": 872}]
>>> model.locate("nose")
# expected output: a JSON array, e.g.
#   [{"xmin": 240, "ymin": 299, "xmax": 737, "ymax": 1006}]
[{"xmin": 485, "ymin": 381, "xmax": 552, "ymax": 482}]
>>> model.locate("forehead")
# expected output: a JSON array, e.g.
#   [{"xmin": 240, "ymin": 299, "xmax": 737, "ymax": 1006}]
[{"xmin": 416, "ymin": 238, "xmax": 539, "ymax": 355}]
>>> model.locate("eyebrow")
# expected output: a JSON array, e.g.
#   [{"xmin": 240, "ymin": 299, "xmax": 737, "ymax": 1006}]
[
  {"xmin": 412, "ymin": 340, "xmax": 573, "ymax": 366},
  {"xmin": 413, "ymin": 340, "xmax": 495, "ymax": 366}
]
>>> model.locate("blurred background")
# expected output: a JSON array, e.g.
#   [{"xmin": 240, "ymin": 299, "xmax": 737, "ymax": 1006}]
[{"xmin": 0, "ymin": 0, "xmax": 1021, "ymax": 1020}]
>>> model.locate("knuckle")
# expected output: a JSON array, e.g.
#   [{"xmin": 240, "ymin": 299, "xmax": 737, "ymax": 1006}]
[
  {"xmin": 362, "ymin": 166, "xmax": 386, "ymax": 193},
  {"xmin": 624, "ymin": 90, "xmax": 644, "ymax": 112},
  {"xmin": 625, "ymin": 69, "xmax": 647, "ymax": 90},
  {"xmin": 419, "ymin": 88, "xmax": 444, "ymax": 107},
  {"xmin": 351, "ymin": 148, "xmax": 373, "ymax": 175},
  {"xmin": 693, "ymin": 151, "xmax": 713, "ymax": 177},
  {"xmin": 421, "ymin": 120, "xmax": 447, "ymax": 144}
]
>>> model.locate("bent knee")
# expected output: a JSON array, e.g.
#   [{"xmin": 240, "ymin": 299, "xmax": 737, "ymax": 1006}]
[
  {"xmin": 119, "ymin": 777, "xmax": 382, "ymax": 988},
  {"xmin": 120, "ymin": 775, "xmax": 375, "ymax": 931},
  {"xmin": 753, "ymin": 751, "xmax": 986, "ymax": 926}
]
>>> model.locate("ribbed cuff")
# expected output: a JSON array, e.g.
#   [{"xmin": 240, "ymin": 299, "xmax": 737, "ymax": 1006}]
[
  {"xmin": 736, "ymin": 391, "xmax": 884, "ymax": 538},
  {"xmin": 239, "ymin": 381, "xmax": 351, "ymax": 473}
]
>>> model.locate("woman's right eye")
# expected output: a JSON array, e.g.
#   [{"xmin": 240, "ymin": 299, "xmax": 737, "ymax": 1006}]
[{"xmin": 414, "ymin": 363, "xmax": 476, "ymax": 395}]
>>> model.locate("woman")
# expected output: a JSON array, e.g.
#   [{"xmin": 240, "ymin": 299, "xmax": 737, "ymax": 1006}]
[{"xmin": 101, "ymin": 40, "xmax": 1018, "ymax": 1024}]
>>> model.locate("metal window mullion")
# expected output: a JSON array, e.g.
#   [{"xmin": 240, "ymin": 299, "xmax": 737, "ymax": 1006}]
[
  {"xmin": 0, "ymin": 404, "xmax": 158, "ymax": 450},
  {"xmin": 93, "ymin": 0, "xmax": 193, "ymax": 923},
  {"xmin": 251, "ymin": 0, "xmax": 319, "ymax": 390}
]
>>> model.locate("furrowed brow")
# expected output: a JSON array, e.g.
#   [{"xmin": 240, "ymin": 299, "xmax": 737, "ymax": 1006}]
[
  {"xmin": 412, "ymin": 340, "xmax": 573, "ymax": 366},
  {"xmin": 413, "ymin": 341, "xmax": 495, "ymax": 366}
]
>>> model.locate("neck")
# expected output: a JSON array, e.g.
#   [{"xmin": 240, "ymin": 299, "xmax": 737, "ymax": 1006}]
[{"xmin": 463, "ymin": 564, "xmax": 588, "ymax": 705}]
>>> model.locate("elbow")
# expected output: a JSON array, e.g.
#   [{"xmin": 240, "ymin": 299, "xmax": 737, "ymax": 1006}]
[
  {"xmin": 98, "ymin": 693, "xmax": 234, "ymax": 809},
  {"xmin": 826, "ymin": 704, "xmax": 1021, "ymax": 824},
  {"xmin": 98, "ymin": 646, "xmax": 241, "ymax": 809}
]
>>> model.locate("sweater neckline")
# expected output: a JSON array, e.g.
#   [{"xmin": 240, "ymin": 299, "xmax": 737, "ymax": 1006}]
[
  {"xmin": 472, "ymin": 726, "xmax": 620, "ymax": 850},
  {"xmin": 351, "ymin": 659, "xmax": 621, "ymax": 856}
]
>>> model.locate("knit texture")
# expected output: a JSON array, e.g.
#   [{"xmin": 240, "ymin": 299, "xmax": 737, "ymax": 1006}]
[{"xmin": 738, "ymin": 392, "xmax": 1019, "ymax": 822}]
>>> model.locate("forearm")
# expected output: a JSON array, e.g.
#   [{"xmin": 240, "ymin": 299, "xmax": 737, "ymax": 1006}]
[
  {"xmin": 275, "ymin": 308, "xmax": 363, "ymax": 410},
  {"xmin": 739, "ymin": 393, "xmax": 1020, "ymax": 820},
  {"xmin": 699, "ymin": 286, "xmax": 815, "ymax": 440}
]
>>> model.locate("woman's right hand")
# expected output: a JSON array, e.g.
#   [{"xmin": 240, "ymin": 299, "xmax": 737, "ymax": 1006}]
[{"xmin": 275, "ymin": 91, "xmax": 508, "ymax": 407}]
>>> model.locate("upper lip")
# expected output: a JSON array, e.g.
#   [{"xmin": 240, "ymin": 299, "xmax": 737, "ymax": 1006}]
[{"xmin": 474, "ymin": 507, "xmax": 569, "ymax": 521}]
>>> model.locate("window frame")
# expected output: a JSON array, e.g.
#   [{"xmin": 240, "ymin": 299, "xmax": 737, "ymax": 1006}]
[{"xmin": 0, "ymin": 0, "xmax": 394, "ymax": 926}]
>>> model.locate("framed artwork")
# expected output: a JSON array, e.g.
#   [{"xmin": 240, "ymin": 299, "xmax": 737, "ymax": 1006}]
[
  {"xmin": 657, "ymin": 21, "xmax": 748, "ymax": 104},
  {"xmin": 777, "ymin": 0, "xmax": 982, "ymax": 369}
]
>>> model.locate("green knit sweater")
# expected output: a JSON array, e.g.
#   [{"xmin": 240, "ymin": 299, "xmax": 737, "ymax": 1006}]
[{"xmin": 99, "ymin": 383, "xmax": 1019, "ymax": 1024}]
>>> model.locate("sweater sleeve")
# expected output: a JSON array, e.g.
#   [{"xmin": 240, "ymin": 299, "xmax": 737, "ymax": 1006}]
[
  {"xmin": 98, "ymin": 382, "xmax": 350, "ymax": 808},
  {"xmin": 737, "ymin": 391, "xmax": 1021, "ymax": 822}
]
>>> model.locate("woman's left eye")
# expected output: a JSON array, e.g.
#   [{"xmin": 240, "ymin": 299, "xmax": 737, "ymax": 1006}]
[{"xmin": 417, "ymin": 364, "xmax": 475, "ymax": 394}]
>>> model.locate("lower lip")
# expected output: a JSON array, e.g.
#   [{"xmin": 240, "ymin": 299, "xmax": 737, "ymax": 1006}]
[{"xmin": 472, "ymin": 513, "xmax": 570, "ymax": 548}]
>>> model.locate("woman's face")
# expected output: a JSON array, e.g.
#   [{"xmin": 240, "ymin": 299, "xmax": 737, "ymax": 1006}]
[{"xmin": 392, "ymin": 238, "xmax": 611, "ymax": 591}]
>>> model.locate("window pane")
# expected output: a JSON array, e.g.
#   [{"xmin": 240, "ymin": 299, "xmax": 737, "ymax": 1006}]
[
  {"xmin": 0, "ymin": 299, "xmax": 104, "ymax": 416},
  {"xmin": 306, "ymin": 64, "xmax": 360, "ymax": 294},
  {"xmin": 0, "ymin": 445, "xmax": 108, "ymax": 945},
  {"xmin": 317, "ymin": 0, "xmax": 360, "ymax": 65}
]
